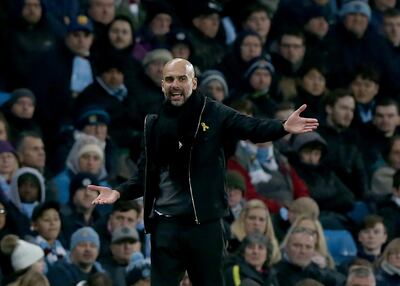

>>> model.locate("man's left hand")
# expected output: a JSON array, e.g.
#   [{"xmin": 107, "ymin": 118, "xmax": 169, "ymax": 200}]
[{"xmin": 284, "ymin": 104, "xmax": 319, "ymax": 134}]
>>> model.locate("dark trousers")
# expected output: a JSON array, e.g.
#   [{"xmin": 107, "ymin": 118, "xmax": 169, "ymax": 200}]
[{"xmin": 151, "ymin": 216, "xmax": 225, "ymax": 286}]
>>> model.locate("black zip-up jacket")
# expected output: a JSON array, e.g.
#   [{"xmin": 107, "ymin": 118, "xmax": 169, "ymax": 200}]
[{"xmin": 116, "ymin": 93, "xmax": 288, "ymax": 233}]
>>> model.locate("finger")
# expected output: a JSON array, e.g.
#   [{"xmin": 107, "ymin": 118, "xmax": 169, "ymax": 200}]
[
  {"xmin": 87, "ymin": 184, "xmax": 106, "ymax": 192},
  {"xmin": 294, "ymin": 104, "xmax": 307, "ymax": 115}
]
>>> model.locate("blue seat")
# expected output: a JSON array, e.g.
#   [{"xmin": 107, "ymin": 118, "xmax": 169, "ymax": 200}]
[{"xmin": 324, "ymin": 229, "xmax": 357, "ymax": 266}]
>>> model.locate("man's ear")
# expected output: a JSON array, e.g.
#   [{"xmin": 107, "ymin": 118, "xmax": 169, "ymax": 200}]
[
  {"xmin": 192, "ymin": 77, "xmax": 198, "ymax": 90},
  {"xmin": 325, "ymin": 105, "xmax": 332, "ymax": 115},
  {"xmin": 161, "ymin": 80, "xmax": 165, "ymax": 93}
]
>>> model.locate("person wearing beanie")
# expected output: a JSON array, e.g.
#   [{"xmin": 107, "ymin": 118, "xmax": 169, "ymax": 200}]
[
  {"xmin": 132, "ymin": 1, "xmax": 175, "ymax": 61},
  {"xmin": 0, "ymin": 140, "xmax": 19, "ymax": 199},
  {"xmin": 0, "ymin": 234, "xmax": 45, "ymax": 284},
  {"xmin": 88, "ymin": 58, "xmax": 318, "ymax": 285},
  {"xmin": 168, "ymin": 29, "xmax": 194, "ymax": 61},
  {"xmin": 61, "ymin": 172, "xmax": 102, "ymax": 242},
  {"xmin": 198, "ymin": 70, "xmax": 229, "ymax": 102},
  {"xmin": 31, "ymin": 201, "xmax": 67, "ymax": 266},
  {"xmin": 49, "ymin": 134, "xmax": 110, "ymax": 205},
  {"xmin": 47, "ymin": 226, "xmax": 105, "ymax": 286},
  {"xmin": 226, "ymin": 170, "xmax": 246, "ymax": 221}
]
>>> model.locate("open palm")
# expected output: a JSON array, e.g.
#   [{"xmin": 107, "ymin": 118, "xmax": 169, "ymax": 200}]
[
  {"xmin": 88, "ymin": 185, "xmax": 120, "ymax": 205},
  {"xmin": 284, "ymin": 104, "xmax": 319, "ymax": 134}
]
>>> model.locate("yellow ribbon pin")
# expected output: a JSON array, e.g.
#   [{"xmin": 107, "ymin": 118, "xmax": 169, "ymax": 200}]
[{"xmin": 201, "ymin": 122, "xmax": 209, "ymax": 132}]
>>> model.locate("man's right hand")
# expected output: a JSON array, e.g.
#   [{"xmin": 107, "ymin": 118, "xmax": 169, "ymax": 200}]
[{"xmin": 88, "ymin": 185, "xmax": 120, "ymax": 205}]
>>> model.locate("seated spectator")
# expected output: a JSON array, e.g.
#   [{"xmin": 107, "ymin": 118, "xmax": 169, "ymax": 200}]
[
  {"xmin": 94, "ymin": 200, "xmax": 141, "ymax": 260},
  {"xmin": 100, "ymin": 226, "xmax": 141, "ymax": 286},
  {"xmin": 0, "ymin": 234, "xmax": 45, "ymax": 285},
  {"xmin": 8, "ymin": 269, "xmax": 50, "ymax": 286},
  {"xmin": 0, "ymin": 140, "xmax": 19, "ymax": 199},
  {"xmin": 15, "ymin": 132, "xmax": 46, "ymax": 175},
  {"xmin": 225, "ymin": 170, "xmax": 247, "ymax": 223},
  {"xmin": 61, "ymin": 173, "xmax": 102, "ymax": 241},
  {"xmin": 198, "ymin": 70, "xmax": 229, "ymax": 102},
  {"xmin": 167, "ymin": 29, "xmax": 194, "ymax": 62},
  {"xmin": 346, "ymin": 265, "xmax": 376, "ymax": 286},
  {"xmin": 295, "ymin": 278, "xmax": 325, "ymax": 286},
  {"xmin": 49, "ymin": 134, "xmax": 109, "ymax": 204},
  {"xmin": 290, "ymin": 132, "xmax": 355, "ymax": 228},
  {"xmin": 273, "ymin": 197, "xmax": 320, "ymax": 242},
  {"xmin": 1, "ymin": 88, "xmax": 41, "ymax": 143},
  {"xmin": 375, "ymin": 238, "xmax": 400, "ymax": 285},
  {"xmin": 47, "ymin": 227, "xmax": 105, "ymax": 286},
  {"xmin": 283, "ymin": 215, "xmax": 335, "ymax": 270},
  {"xmin": 125, "ymin": 256, "xmax": 151, "ymax": 286},
  {"xmin": 30, "ymin": 201, "xmax": 67, "ymax": 266},
  {"xmin": 275, "ymin": 226, "xmax": 346, "ymax": 286},
  {"xmin": 8, "ymin": 167, "xmax": 45, "ymax": 236},
  {"xmin": 224, "ymin": 233, "xmax": 279, "ymax": 286},
  {"xmin": 376, "ymin": 170, "xmax": 400, "ymax": 240},
  {"xmin": 230, "ymin": 199, "xmax": 281, "ymax": 265}
]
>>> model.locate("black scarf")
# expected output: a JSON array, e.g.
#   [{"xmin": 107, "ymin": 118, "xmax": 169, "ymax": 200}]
[{"xmin": 154, "ymin": 92, "xmax": 204, "ymax": 179}]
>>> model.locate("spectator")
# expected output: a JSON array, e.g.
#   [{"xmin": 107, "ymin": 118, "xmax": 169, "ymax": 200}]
[
  {"xmin": 125, "ymin": 256, "xmax": 151, "ymax": 286},
  {"xmin": 0, "ymin": 141, "xmax": 19, "ymax": 199},
  {"xmin": 198, "ymin": 70, "xmax": 229, "ymax": 102},
  {"xmin": 230, "ymin": 199, "xmax": 281, "ymax": 265},
  {"xmin": 240, "ymin": 3, "xmax": 273, "ymax": 46},
  {"xmin": 100, "ymin": 226, "xmax": 140, "ymax": 286},
  {"xmin": 0, "ymin": 234, "xmax": 45, "ymax": 285},
  {"xmin": 15, "ymin": 132, "xmax": 46, "ymax": 175},
  {"xmin": 31, "ymin": 201, "xmax": 67, "ymax": 266},
  {"xmin": 225, "ymin": 170, "xmax": 247, "ymax": 222},
  {"xmin": 47, "ymin": 227, "xmax": 105, "ymax": 286},
  {"xmin": 224, "ymin": 233, "xmax": 279, "ymax": 286},
  {"xmin": 375, "ymin": 238, "xmax": 400, "ymax": 286},
  {"xmin": 275, "ymin": 226, "xmax": 346, "ymax": 286},
  {"xmin": 346, "ymin": 265, "xmax": 376, "ymax": 286},
  {"xmin": 167, "ymin": 29, "xmax": 194, "ymax": 61}
]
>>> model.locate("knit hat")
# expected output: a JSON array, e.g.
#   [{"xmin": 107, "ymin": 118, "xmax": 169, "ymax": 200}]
[
  {"xmin": 95, "ymin": 53, "xmax": 126, "ymax": 75},
  {"xmin": 0, "ymin": 140, "xmax": 17, "ymax": 157},
  {"xmin": 69, "ymin": 172, "xmax": 99, "ymax": 200},
  {"xmin": 191, "ymin": 1, "xmax": 222, "ymax": 18},
  {"xmin": 67, "ymin": 15, "xmax": 93, "ymax": 33},
  {"xmin": 142, "ymin": 49, "xmax": 173, "ymax": 67},
  {"xmin": 77, "ymin": 143, "xmax": 104, "ymax": 162},
  {"xmin": 111, "ymin": 226, "xmax": 139, "ymax": 244},
  {"xmin": 199, "ymin": 70, "xmax": 229, "ymax": 98},
  {"xmin": 244, "ymin": 56, "xmax": 275, "ymax": 80},
  {"xmin": 340, "ymin": 0, "xmax": 371, "ymax": 21},
  {"xmin": 70, "ymin": 227, "xmax": 100, "ymax": 250},
  {"xmin": 144, "ymin": 1, "xmax": 175, "ymax": 24},
  {"xmin": 226, "ymin": 170, "xmax": 246, "ymax": 193},
  {"xmin": 8, "ymin": 88, "xmax": 36, "ymax": 106},
  {"xmin": 31, "ymin": 201, "xmax": 60, "ymax": 222},
  {"xmin": 302, "ymin": 5, "xmax": 329, "ymax": 24},
  {"xmin": 167, "ymin": 29, "xmax": 193, "ymax": 50},
  {"xmin": 291, "ymin": 132, "xmax": 327, "ymax": 154},
  {"xmin": 126, "ymin": 259, "xmax": 151, "ymax": 284},
  {"xmin": 1, "ymin": 235, "xmax": 44, "ymax": 272},
  {"xmin": 75, "ymin": 105, "xmax": 111, "ymax": 130}
]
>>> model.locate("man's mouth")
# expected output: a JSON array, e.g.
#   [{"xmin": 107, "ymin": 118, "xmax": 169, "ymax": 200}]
[{"xmin": 170, "ymin": 93, "xmax": 183, "ymax": 100}]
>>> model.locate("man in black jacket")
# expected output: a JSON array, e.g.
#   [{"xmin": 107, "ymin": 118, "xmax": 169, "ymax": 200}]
[{"xmin": 88, "ymin": 58, "xmax": 318, "ymax": 286}]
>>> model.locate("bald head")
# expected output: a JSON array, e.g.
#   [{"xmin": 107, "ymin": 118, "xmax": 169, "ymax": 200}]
[{"xmin": 161, "ymin": 58, "xmax": 197, "ymax": 106}]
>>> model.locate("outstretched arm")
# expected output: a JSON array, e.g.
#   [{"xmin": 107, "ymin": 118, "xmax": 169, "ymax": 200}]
[
  {"xmin": 283, "ymin": 104, "xmax": 319, "ymax": 134},
  {"xmin": 88, "ymin": 185, "xmax": 120, "ymax": 205}
]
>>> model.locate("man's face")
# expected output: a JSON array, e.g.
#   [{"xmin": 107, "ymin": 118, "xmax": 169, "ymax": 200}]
[
  {"xmin": 244, "ymin": 10, "xmax": 271, "ymax": 40},
  {"xmin": 383, "ymin": 16, "xmax": 400, "ymax": 46},
  {"xmin": 145, "ymin": 60, "xmax": 165, "ymax": 87},
  {"xmin": 88, "ymin": 0, "xmax": 115, "ymax": 25},
  {"xmin": 326, "ymin": 95, "xmax": 355, "ymax": 129},
  {"xmin": 82, "ymin": 124, "xmax": 108, "ymax": 142},
  {"xmin": 71, "ymin": 241, "xmax": 99, "ymax": 267},
  {"xmin": 358, "ymin": 223, "xmax": 387, "ymax": 253},
  {"xmin": 33, "ymin": 209, "xmax": 61, "ymax": 242},
  {"xmin": 22, "ymin": 0, "xmax": 42, "ymax": 25},
  {"xmin": 108, "ymin": 210, "xmax": 139, "ymax": 232},
  {"xmin": 347, "ymin": 275, "xmax": 376, "ymax": 286},
  {"xmin": 108, "ymin": 20, "xmax": 133, "ymax": 50},
  {"xmin": 305, "ymin": 17, "xmax": 329, "ymax": 38},
  {"xmin": 299, "ymin": 147, "xmax": 322, "ymax": 165},
  {"xmin": 388, "ymin": 249, "xmax": 400, "ymax": 268},
  {"xmin": 171, "ymin": 43, "xmax": 191, "ymax": 60},
  {"xmin": 110, "ymin": 241, "xmax": 136, "ymax": 264},
  {"xmin": 161, "ymin": 60, "xmax": 197, "ymax": 106},
  {"xmin": 101, "ymin": 68, "xmax": 124, "ymax": 88},
  {"xmin": 206, "ymin": 80, "xmax": 225, "ymax": 102},
  {"xmin": 73, "ymin": 188, "xmax": 98, "ymax": 211},
  {"xmin": 240, "ymin": 35, "xmax": 263, "ymax": 62},
  {"xmin": 301, "ymin": 69, "xmax": 326, "ymax": 96},
  {"xmin": 249, "ymin": 69, "xmax": 272, "ymax": 92},
  {"xmin": 0, "ymin": 152, "xmax": 18, "ymax": 176},
  {"xmin": 388, "ymin": 139, "xmax": 400, "ymax": 169},
  {"xmin": 285, "ymin": 232, "xmax": 316, "ymax": 267},
  {"xmin": 18, "ymin": 136, "xmax": 46, "ymax": 170},
  {"xmin": 150, "ymin": 13, "xmax": 172, "ymax": 36},
  {"xmin": 192, "ymin": 14, "xmax": 220, "ymax": 38},
  {"xmin": 244, "ymin": 208, "xmax": 267, "ymax": 234},
  {"xmin": 244, "ymin": 243, "xmax": 267, "ymax": 270},
  {"xmin": 351, "ymin": 76, "xmax": 379, "ymax": 104},
  {"xmin": 344, "ymin": 13, "xmax": 369, "ymax": 38},
  {"xmin": 373, "ymin": 105, "xmax": 399, "ymax": 136},
  {"xmin": 65, "ymin": 31, "xmax": 94, "ymax": 57},
  {"xmin": 11, "ymin": 97, "xmax": 35, "ymax": 119},
  {"xmin": 228, "ymin": 188, "xmax": 243, "ymax": 207},
  {"xmin": 279, "ymin": 35, "xmax": 305, "ymax": 65},
  {"xmin": 19, "ymin": 180, "xmax": 40, "ymax": 203}
]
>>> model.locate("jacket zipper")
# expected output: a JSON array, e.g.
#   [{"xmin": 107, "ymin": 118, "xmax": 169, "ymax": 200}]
[
  {"xmin": 188, "ymin": 98, "xmax": 207, "ymax": 224},
  {"xmin": 143, "ymin": 115, "xmax": 150, "ymax": 233}
]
